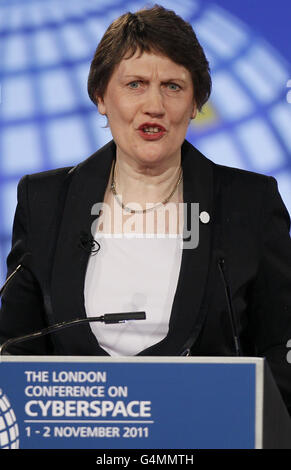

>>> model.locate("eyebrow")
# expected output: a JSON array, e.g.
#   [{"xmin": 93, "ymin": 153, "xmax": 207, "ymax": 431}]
[{"xmin": 122, "ymin": 75, "xmax": 187, "ymax": 84}]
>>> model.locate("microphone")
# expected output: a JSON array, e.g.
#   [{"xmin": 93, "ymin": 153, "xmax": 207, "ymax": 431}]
[
  {"xmin": 217, "ymin": 256, "xmax": 242, "ymax": 357},
  {"xmin": 79, "ymin": 232, "xmax": 100, "ymax": 255},
  {"xmin": 179, "ymin": 255, "xmax": 242, "ymax": 358},
  {"xmin": 0, "ymin": 311, "xmax": 146, "ymax": 356},
  {"xmin": 0, "ymin": 253, "xmax": 32, "ymax": 297}
]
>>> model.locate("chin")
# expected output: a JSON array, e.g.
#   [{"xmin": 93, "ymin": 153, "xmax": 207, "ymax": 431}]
[
  {"xmin": 135, "ymin": 152, "xmax": 168, "ymax": 167},
  {"xmin": 137, "ymin": 144, "xmax": 177, "ymax": 163}
]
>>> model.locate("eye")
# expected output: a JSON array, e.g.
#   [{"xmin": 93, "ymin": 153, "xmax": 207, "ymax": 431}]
[
  {"xmin": 166, "ymin": 83, "xmax": 181, "ymax": 91},
  {"xmin": 128, "ymin": 81, "xmax": 141, "ymax": 89}
]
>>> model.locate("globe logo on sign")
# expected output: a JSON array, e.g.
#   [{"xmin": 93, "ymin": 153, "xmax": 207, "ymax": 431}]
[{"xmin": 0, "ymin": 388, "xmax": 19, "ymax": 449}]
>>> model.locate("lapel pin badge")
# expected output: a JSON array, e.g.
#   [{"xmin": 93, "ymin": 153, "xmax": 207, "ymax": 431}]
[{"xmin": 199, "ymin": 211, "xmax": 210, "ymax": 224}]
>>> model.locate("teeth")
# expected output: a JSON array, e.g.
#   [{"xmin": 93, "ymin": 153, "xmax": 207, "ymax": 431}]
[{"xmin": 143, "ymin": 126, "xmax": 162, "ymax": 133}]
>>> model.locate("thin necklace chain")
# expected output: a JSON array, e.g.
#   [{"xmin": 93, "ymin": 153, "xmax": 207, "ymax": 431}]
[{"xmin": 110, "ymin": 159, "xmax": 183, "ymax": 214}]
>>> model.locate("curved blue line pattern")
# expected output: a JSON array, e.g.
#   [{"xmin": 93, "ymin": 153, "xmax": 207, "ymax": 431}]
[
  {"xmin": 0, "ymin": 0, "xmax": 290, "ymax": 284},
  {"xmin": 0, "ymin": 388, "xmax": 19, "ymax": 448}
]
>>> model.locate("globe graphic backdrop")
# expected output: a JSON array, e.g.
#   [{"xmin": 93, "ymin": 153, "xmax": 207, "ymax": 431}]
[
  {"xmin": 0, "ymin": 0, "xmax": 291, "ymax": 286},
  {"xmin": 0, "ymin": 388, "xmax": 19, "ymax": 449}
]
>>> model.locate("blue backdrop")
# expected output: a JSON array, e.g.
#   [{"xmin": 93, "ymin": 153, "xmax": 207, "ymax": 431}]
[{"xmin": 0, "ymin": 0, "xmax": 291, "ymax": 284}]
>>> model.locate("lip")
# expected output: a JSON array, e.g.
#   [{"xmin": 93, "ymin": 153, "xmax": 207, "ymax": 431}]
[{"xmin": 137, "ymin": 122, "xmax": 167, "ymax": 141}]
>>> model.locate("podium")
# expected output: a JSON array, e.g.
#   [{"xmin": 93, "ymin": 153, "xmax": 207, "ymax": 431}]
[{"xmin": 0, "ymin": 356, "xmax": 290, "ymax": 449}]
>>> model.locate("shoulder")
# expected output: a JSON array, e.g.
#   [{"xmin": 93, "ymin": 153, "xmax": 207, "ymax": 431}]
[
  {"xmin": 183, "ymin": 140, "xmax": 288, "ymax": 227},
  {"xmin": 183, "ymin": 139, "xmax": 275, "ymax": 202},
  {"xmin": 17, "ymin": 140, "xmax": 116, "ymax": 200},
  {"xmin": 213, "ymin": 162, "xmax": 283, "ymax": 213},
  {"xmin": 214, "ymin": 161, "xmax": 272, "ymax": 187},
  {"xmin": 184, "ymin": 138, "xmax": 272, "ymax": 188},
  {"xmin": 213, "ymin": 162, "xmax": 276, "ymax": 208},
  {"xmin": 210, "ymin": 159, "xmax": 290, "ymax": 232},
  {"xmin": 20, "ymin": 166, "xmax": 74, "ymax": 190},
  {"xmin": 15, "ymin": 166, "xmax": 75, "ymax": 214}
]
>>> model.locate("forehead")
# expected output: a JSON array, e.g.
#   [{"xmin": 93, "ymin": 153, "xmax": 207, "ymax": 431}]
[{"xmin": 112, "ymin": 50, "xmax": 191, "ymax": 81}]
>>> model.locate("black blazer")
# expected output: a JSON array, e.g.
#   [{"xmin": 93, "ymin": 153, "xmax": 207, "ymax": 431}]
[{"xmin": 1, "ymin": 139, "xmax": 291, "ymax": 413}]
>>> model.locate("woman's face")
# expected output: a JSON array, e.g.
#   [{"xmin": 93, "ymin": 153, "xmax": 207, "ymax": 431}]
[{"xmin": 97, "ymin": 50, "xmax": 197, "ymax": 169}]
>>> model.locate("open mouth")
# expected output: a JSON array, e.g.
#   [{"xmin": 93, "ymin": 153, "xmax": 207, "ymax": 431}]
[
  {"xmin": 138, "ymin": 123, "xmax": 166, "ymax": 139},
  {"xmin": 141, "ymin": 126, "xmax": 164, "ymax": 134}
]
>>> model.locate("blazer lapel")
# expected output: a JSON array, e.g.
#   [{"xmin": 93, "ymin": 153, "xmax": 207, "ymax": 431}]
[{"xmin": 50, "ymin": 141, "xmax": 116, "ymax": 354}]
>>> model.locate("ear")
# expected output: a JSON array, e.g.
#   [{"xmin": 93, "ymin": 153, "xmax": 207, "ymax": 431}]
[
  {"xmin": 190, "ymin": 103, "xmax": 197, "ymax": 120},
  {"xmin": 96, "ymin": 95, "xmax": 107, "ymax": 115}
]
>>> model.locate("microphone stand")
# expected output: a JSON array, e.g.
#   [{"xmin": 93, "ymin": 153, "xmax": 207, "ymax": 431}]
[
  {"xmin": 218, "ymin": 258, "xmax": 241, "ymax": 357},
  {"xmin": 0, "ymin": 264, "xmax": 24, "ymax": 297},
  {"xmin": 0, "ymin": 312, "xmax": 146, "ymax": 356}
]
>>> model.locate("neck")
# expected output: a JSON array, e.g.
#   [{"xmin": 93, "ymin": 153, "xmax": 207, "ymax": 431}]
[{"xmin": 113, "ymin": 154, "xmax": 182, "ymax": 206}]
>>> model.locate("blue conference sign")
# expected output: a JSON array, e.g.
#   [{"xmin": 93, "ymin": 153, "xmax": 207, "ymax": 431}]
[{"xmin": 0, "ymin": 359, "xmax": 256, "ymax": 449}]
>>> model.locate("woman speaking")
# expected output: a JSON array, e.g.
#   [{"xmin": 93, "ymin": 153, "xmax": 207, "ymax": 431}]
[{"xmin": 0, "ymin": 6, "xmax": 291, "ymax": 414}]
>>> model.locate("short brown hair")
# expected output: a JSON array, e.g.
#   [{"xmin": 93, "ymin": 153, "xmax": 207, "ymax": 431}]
[{"xmin": 87, "ymin": 4, "xmax": 211, "ymax": 111}]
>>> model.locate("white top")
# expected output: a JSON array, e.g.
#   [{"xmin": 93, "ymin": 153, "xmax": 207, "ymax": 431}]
[{"xmin": 84, "ymin": 234, "xmax": 183, "ymax": 356}]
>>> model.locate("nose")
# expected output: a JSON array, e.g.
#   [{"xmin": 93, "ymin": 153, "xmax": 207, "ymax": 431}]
[{"xmin": 142, "ymin": 85, "xmax": 165, "ymax": 117}]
